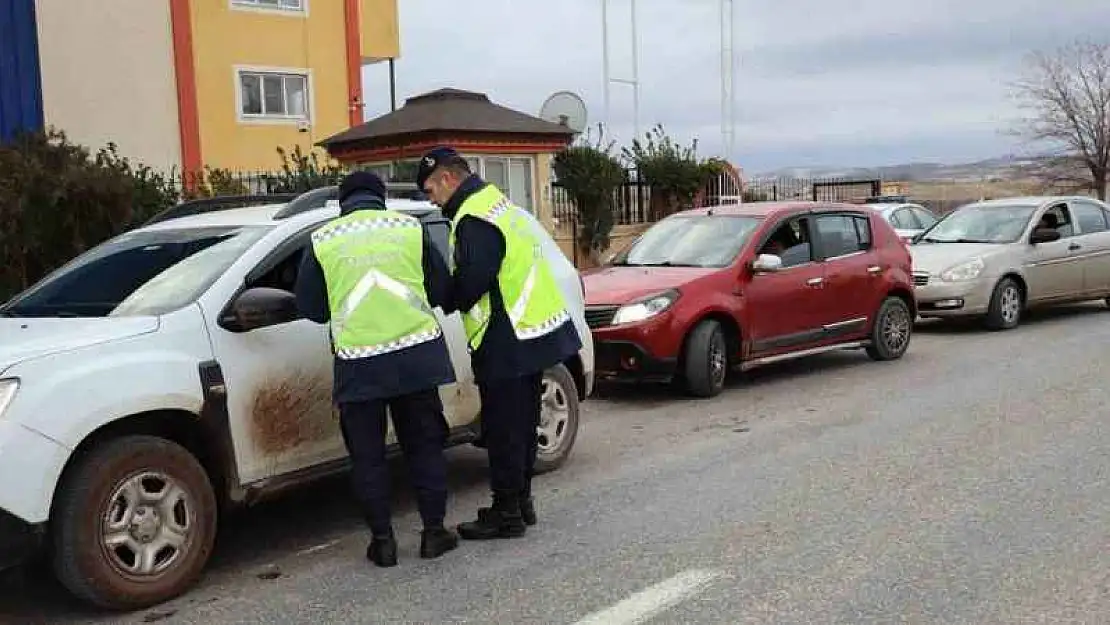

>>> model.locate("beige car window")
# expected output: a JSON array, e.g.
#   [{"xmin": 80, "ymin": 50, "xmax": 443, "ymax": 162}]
[
  {"xmin": 1071, "ymin": 200, "xmax": 1110, "ymax": 234},
  {"xmin": 1039, "ymin": 204, "xmax": 1075, "ymax": 237}
]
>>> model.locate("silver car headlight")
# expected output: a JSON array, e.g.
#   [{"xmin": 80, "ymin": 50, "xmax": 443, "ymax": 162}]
[
  {"xmin": 0, "ymin": 378, "xmax": 18, "ymax": 419},
  {"xmin": 940, "ymin": 257, "xmax": 985, "ymax": 282},
  {"xmin": 612, "ymin": 290, "xmax": 679, "ymax": 325}
]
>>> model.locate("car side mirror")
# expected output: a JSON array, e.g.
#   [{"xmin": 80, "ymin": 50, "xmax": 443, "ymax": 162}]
[
  {"xmin": 750, "ymin": 253, "xmax": 783, "ymax": 274},
  {"xmin": 220, "ymin": 287, "xmax": 300, "ymax": 332},
  {"xmin": 1030, "ymin": 227, "xmax": 1061, "ymax": 244}
]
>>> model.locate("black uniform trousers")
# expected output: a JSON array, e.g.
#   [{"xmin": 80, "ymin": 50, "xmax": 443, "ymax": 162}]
[
  {"xmin": 479, "ymin": 372, "xmax": 543, "ymax": 497},
  {"xmin": 338, "ymin": 388, "xmax": 450, "ymax": 535}
]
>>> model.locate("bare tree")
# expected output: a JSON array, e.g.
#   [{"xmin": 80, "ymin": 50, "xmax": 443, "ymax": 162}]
[{"xmin": 1012, "ymin": 40, "xmax": 1110, "ymax": 200}]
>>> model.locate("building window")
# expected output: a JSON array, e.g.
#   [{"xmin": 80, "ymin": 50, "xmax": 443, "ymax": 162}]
[
  {"xmin": 470, "ymin": 156, "xmax": 535, "ymax": 212},
  {"xmin": 231, "ymin": 0, "xmax": 306, "ymax": 13},
  {"xmin": 358, "ymin": 156, "xmax": 536, "ymax": 212},
  {"xmin": 237, "ymin": 69, "xmax": 310, "ymax": 122}
]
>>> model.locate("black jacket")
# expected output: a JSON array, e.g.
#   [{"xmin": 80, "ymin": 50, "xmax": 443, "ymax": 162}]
[
  {"xmin": 293, "ymin": 196, "xmax": 456, "ymax": 404},
  {"xmin": 442, "ymin": 175, "xmax": 582, "ymax": 382}
]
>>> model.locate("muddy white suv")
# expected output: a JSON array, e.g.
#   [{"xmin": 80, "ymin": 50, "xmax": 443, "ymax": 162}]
[{"xmin": 0, "ymin": 186, "xmax": 594, "ymax": 610}]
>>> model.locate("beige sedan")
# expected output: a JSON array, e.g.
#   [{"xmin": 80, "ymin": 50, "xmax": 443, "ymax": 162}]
[{"xmin": 910, "ymin": 196, "xmax": 1110, "ymax": 330}]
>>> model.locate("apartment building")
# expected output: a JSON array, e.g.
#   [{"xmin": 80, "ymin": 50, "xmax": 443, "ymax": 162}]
[{"xmin": 0, "ymin": 0, "xmax": 399, "ymax": 173}]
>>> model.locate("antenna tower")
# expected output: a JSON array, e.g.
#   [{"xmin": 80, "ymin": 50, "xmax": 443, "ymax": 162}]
[
  {"xmin": 601, "ymin": 0, "xmax": 640, "ymax": 141},
  {"xmin": 720, "ymin": 0, "xmax": 736, "ymax": 161}
]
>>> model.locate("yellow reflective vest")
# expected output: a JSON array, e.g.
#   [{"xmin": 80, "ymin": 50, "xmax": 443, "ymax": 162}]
[
  {"xmin": 311, "ymin": 209, "xmax": 441, "ymax": 359},
  {"xmin": 448, "ymin": 184, "xmax": 570, "ymax": 351}
]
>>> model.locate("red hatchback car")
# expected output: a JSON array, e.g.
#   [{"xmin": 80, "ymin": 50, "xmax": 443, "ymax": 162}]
[{"xmin": 582, "ymin": 201, "xmax": 916, "ymax": 397}]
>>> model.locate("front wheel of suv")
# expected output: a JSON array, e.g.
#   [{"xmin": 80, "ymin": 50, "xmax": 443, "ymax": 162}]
[
  {"xmin": 533, "ymin": 363, "xmax": 580, "ymax": 474},
  {"xmin": 866, "ymin": 296, "xmax": 913, "ymax": 361},
  {"xmin": 51, "ymin": 435, "xmax": 217, "ymax": 611}
]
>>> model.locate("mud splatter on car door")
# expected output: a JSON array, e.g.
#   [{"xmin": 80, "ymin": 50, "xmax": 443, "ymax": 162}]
[{"xmin": 250, "ymin": 370, "xmax": 337, "ymax": 455}]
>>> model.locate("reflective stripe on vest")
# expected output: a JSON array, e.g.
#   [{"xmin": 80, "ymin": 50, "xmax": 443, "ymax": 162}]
[
  {"xmin": 311, "ymin": 210, "xmax": 441, "ymax": 360},
  {"xmin": 448, "ymin": 186, "xmax": 570, "ymax": 350}
]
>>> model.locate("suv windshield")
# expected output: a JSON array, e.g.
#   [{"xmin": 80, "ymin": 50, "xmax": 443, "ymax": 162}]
[
  {"xmin": 1, "ymin": 225, "xmax": 273, "ymax": 318},
  {"xmin": 919, "ymin": 203, "xmax": 1037, "ymax": 244},
  {"xmin": 613, "ymin": 215, "xmax": 761, "ymax": 267}
]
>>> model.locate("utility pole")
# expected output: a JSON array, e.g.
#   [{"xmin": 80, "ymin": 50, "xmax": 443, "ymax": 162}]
[
  {"xmin": 601, "ymin": 0, "xmax": 640, "ymax": 142},
  {"xmin": 720, "ymin": 0, "xmax": 735, "ymax": 161}
]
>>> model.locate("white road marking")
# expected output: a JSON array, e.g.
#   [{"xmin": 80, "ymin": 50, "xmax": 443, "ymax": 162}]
[
  {"xmin": 572, "ymin": 568, "xmax": 722, "ymax": 625},
  {"xmin": 295, "ymin": 539, "xmax": 341, "ymax": 556}
]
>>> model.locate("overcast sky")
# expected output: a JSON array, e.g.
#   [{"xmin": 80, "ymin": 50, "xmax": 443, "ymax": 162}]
[{"xmin": 360, "ymin": 0, "xmax": 1110, "ymax": 173}]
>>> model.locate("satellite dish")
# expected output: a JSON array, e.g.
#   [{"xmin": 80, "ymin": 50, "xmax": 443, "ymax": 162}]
[{"xmin": 539, "ymin": 91, "xmax": 588, "ymax": 133}]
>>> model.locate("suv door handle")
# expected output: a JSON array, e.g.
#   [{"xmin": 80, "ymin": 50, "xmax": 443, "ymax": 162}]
[
  {"xmin": 867, "ymin": 265, "xmax": 882, "ymax": 275},
  {"xmin": 1068, "ymin": 242, "xmax": 1082, "ymax": 251},
  {"xmin": 806, "ymin": 277, "xmax": 824, "ymax": 287}
]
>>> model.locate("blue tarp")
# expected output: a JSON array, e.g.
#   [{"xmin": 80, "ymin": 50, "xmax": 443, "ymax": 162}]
[{"xmin": 0, "ymin": 0, "xmax": 45, "ymax": 143}]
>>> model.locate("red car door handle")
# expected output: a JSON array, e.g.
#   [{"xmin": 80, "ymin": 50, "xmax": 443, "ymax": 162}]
[
  {"xmin": 867, "ymin": 265, "xmax": 882, "ymax": 275},
  {"xmin": 806, "ymin": 277, "xmax": 824, "ymax": 287}
]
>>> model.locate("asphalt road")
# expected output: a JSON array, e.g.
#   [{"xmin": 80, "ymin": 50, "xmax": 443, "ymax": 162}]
[{"xmin": 2, "ymin": 303, "xmax": 1109, "ymax": 624}]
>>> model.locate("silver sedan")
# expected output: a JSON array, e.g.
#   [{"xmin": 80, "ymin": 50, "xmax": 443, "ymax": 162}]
[
  {"xmin": 910, "ymin": 196, "xmax": 1110, "ymax": 330},
  {"xmin": 867, "ymin": 202, "xmax": 939, "ymax": 242}
]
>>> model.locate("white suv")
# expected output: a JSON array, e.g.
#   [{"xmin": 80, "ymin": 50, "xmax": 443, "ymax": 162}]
[{"xmin": 0, "ymin": 186, "xmax": 594, "ymax": 610}]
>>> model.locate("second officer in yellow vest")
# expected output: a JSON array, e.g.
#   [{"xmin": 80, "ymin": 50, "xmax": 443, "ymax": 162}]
[
  {"xmin": 417, "ymin": 147, "xmax": 582, "ymax": 540},
  {"xmin": 294, "ymin": 171, "xmax": 458, "ymax": 567}
]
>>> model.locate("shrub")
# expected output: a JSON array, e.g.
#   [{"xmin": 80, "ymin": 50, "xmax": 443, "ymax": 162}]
[
  {"xmin": 622, "ymin": 124, "xmax": 726, "ymax": 219},
  {"xmin": 0, "ymin": 128, "xmax": 178, "ymax": 300},
  {"xmin": 552, "ymin": 125, "xmax": 628, "ymax": 264},
  {"xmin": 263, "ymin": 145, "xmax": 346, "ymax": 193},
  {"xmin": 181, "ymin": 166, "xmax": 252, "ymax": 199}
]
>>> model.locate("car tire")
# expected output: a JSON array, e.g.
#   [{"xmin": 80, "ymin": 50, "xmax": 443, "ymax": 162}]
[
  {"xmin": 533, "ymin": 364, "xmax": 580, "ymax": 475},
  {"xmin": 983, "ymin": 277, "xmax": 1023, "ymax": 331},
  {"xmin": 865, "ymin": 296, "xmax": 913, "ymax": 361},
  {"xmin": 681, "ymin": 319, "xmax": 729, "ymax": 398},
  {"xmin": 51, "ymin": 435, "xmax": 217, "ymax": 611}
]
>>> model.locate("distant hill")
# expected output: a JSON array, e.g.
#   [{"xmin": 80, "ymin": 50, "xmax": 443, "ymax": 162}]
[{"xmin": 749, "ymin": 155, "xmax": 1053, "ymax": 183}]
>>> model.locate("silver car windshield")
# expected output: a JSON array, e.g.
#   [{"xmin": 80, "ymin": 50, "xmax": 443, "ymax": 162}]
[{"xmin": 919, "ymin": 204, "xmax": 1038, "ymax": 244}]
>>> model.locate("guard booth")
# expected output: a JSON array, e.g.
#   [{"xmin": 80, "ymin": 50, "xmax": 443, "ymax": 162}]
[{"xmin": 317, "ymin": 88, "xmax": 575, "ymax": 232}]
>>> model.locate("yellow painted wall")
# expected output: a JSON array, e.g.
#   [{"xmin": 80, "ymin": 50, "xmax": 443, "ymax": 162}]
[
  {"xmin": 189, "ymin": 0, "xmax": 356, "ymax": 170},
  {"xmin": 535, "ymin": 152, "xmax": 555, "ymax": 230},
  {"xmin": 360, "ymin": 0, "xmax": 399, "ymax": 61}
]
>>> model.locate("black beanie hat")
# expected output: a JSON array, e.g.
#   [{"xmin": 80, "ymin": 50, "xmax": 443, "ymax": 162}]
[{"xmin": 337, "ymin": 170, "xmax": 386, "ymax": 204}]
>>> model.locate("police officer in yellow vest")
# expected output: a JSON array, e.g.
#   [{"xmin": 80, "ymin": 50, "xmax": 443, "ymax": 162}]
[
  {"xmin": 416, "ymin": 147, "xmax": 582, "ymax": 540},
  {"xmin": 293, "ymin": 171, "xmax": 459, "ymax": 566}
]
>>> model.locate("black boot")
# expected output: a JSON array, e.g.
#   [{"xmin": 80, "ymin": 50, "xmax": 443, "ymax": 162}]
[
  {"xmin": 420, "ymin": 526, "xmax": 459, "ymax": 559},
  {"xmin": 477, "ymin": 495, "xmax": 536, "ymax": 526},
  {"xmin": 366, "ymin": 532, "xmax": 398, "ymax": 568},
  {"xmin": 457, "ymin": 491, "xmax": 527, "ymax": 540},
  {"xmin": 520, "ymin": 497, "xmax": 537, "ymax": 526}
]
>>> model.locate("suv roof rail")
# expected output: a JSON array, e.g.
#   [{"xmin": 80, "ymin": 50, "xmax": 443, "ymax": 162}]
[
  {"xmin": 145, "ymin": 194, "xmax": 298, "ymax": 226},
  {"xmin": 271, "ymin": 182, "xmax": 428, "ymax": 220}
]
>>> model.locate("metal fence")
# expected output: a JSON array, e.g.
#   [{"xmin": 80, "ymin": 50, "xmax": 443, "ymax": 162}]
[
  {"xmin": 701, "ymin": 172, "xmax": 744, "ymax": 206},
  {"xmin": 551, "ymin": 180, "xmax": 652, "ymax": 229},
  {"xmin": 743, "ymin": 177, "xmax": 882, "ymax": 202},
  {"xmin": 164, "ymin": 169, "xmax": 346, "ymax": 198},
  {"xmin": 552, "ymin": 174, "xmax": 886, "ymax": 231}
]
